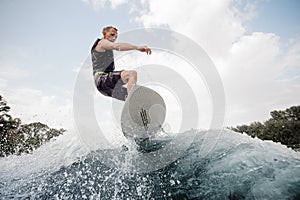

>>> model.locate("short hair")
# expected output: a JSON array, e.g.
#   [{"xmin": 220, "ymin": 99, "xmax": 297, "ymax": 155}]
[{"xmin": 102, "ymin": 26, "xmax": 118, "ymax": 32}]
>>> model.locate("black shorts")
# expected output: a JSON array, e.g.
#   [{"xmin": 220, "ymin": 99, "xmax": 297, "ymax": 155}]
[{"xmin": 95, "ymin": 71, "xmax": 128, "ymax": 101}]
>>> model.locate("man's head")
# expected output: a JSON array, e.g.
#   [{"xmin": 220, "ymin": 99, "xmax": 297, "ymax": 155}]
[{"xmin": 102, "ymin": 26, "xmax": 118, "ymax": 42}]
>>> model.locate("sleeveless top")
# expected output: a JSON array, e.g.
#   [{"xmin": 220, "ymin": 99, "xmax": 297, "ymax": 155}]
[{"xmin": 91, "ymin": 38, "xmax": 115, "ymax": 75}]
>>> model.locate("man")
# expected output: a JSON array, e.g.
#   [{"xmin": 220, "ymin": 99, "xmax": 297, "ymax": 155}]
[{"xmin": 91, "ymin": 26, "xmax": 152, "ymax": 101}]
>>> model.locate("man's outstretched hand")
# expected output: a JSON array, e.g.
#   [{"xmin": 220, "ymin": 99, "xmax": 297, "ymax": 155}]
[{"xmin": 137, "ymin": 46, "xmax": 152, "ymax": 55}]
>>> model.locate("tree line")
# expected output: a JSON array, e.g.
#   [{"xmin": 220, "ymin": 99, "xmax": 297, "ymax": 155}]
[
  {"xmin": 0, "ymin": 95, "xmax": 65, "ymax": 157},
  {"xmin": 229, "ymin": 105, "xmax": 300, "ymax": 151}
]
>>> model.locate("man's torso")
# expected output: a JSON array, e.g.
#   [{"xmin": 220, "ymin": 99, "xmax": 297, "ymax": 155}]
[{"xmin": 91, "ymin": 38, "xmax": 115, "ymax": 75}]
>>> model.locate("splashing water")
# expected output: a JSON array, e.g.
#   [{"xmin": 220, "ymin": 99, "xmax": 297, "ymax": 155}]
[{"xmin": 0, "ymin": 129, "xmax": 299, "ymax": 199}]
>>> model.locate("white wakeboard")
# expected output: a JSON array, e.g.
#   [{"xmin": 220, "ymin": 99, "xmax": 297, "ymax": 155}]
[{"xmin": 121, "ymin": 84, "xmax": 166, "ymax": 139}]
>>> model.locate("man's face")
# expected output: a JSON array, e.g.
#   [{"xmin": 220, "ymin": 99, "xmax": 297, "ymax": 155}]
[{"xmin": 104, "ymin": 28, "xmax": 118, "ymax": 42}]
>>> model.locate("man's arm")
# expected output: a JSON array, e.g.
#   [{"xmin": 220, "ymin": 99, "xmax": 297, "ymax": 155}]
[{"xmin": 99, "ymin": 39, "xmax": 151, "ymax": 55}]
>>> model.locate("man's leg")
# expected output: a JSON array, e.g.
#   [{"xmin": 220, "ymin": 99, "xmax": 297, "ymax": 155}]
[{"xmin": 121, "ymin": 70, "xmax": 137, "ymax": 93}]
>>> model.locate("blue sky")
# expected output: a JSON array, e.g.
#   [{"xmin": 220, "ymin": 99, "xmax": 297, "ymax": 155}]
[
  {"xmin": 0, "ymin": 0, "xmax": 299, "ymax": 129},
  {"xmin": 246, "ymin": 0, "xmax": 300, "ymax": 41}
]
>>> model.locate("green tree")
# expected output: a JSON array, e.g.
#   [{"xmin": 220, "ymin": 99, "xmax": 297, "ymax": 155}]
[
  {"xmin": 0, "ymin": 95, "xmax": 23, "ymax": 156},
  {"xmin": 230, "ymin": 105, "xmax": 300, "ymax": 150},
  {"xmin": 0, "ymin": 95, "xmax": 65, "ymax": 157}
]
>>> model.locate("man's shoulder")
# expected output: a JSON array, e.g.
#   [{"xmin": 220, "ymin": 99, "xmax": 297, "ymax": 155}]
[
  {"xmin": 91, "ymin": 38, "xmax": 102, "ymax": 51},
  {"xmin": 98, "ymin": 39, "xmax": 115, "ymax": 51},
  {"xmin": 94, "ymin": 38, "xmax": 108, "ymax": 52}
]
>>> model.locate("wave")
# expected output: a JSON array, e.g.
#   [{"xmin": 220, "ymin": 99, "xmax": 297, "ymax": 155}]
[{"xmin": 0, "ymin": 129, "xmax": 299, "ymax": 199}]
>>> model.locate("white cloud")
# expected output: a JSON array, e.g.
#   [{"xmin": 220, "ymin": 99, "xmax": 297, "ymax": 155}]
[
  {"xmin": 135, "ymin": 0, "xmax": 246, "ymax": 59},
  {"xmin": 0, "ymin": 78, "xmax": 7, "ymax": 89},
  {"xmin": 281, "ymin": 39, "xmax": 300, "ymax": 81},
  {"xmin": 231, "ymin": 0, "xmax": 258, "ymax": 22},
  {"xmin": 222, "ymin": 32, "xmax": 285, "ymax": 125},
  {"xmin": 132, "ymin": 0, "xmax": 300, "ymax": 126},
  {"xmin": 0, "ymin": 46, "xmax": 32, "ymax": 80},
  {"xmin": 110, "ymin": 0, "xmax": 128, "ymax": 9},
  {"xmin": 220, "ymin": 33, "xmax": 300, "ymax": 125},
  {"xmin": 81, "ymin": 0, "xmax": 128, "ymax": 10},
  {"xmin": 0, "ymin": 65, "xmax": 30, "ymax": 80},
  {"xmin": 0, "ymin": 41, "xmax": 77, "ymax": 129},
  {"xmin": 1, "ymin": 86, "xmax": 73, "ymax": 130},
  {"xmin": 225, "ymin": 32, "xmax": 281, "ymax": 82},
  {"xmin": 81, "ymin": 0, "xmax": 106, "ymax": 10}
]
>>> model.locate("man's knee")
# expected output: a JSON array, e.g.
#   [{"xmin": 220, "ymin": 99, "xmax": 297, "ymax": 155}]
[
  {"xmin": 121, "ymin": 70, "xmax": 137, "ymax": 83},
  {"xmin": 125, "ymin": 70, "xmax": 137, "ymax": 79},
  {"xmin": 122, "ymin": 70, "xmax": 136, "ymax": 76},
  {"xmin": 128, "ymin": 70, "xmax": 137, "ymax": 78}
]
